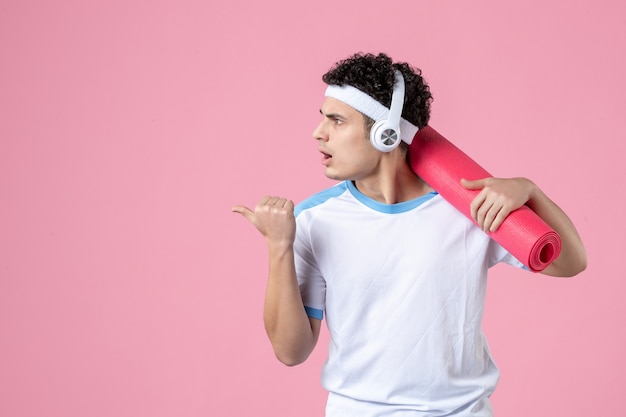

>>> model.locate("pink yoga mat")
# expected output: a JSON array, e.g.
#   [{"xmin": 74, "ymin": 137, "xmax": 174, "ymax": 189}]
[{"xmin": 408, "ymin": 126, "xmax": 561, "ymax": 272}]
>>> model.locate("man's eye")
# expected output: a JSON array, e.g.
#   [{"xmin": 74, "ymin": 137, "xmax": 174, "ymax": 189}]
[{"xmin": 335, "ymin": 118, "xmax": 344, "ymax": 125}]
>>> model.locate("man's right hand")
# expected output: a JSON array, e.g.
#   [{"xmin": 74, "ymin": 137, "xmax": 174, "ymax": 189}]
[{"xmin": 232, "ymin": 196, "xmax": 296, "ymax": 248}]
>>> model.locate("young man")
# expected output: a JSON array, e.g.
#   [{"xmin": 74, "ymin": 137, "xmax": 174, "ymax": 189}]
[{"xmin": 232, "ymin": 53, "xmax": 586, "ymax": 417}]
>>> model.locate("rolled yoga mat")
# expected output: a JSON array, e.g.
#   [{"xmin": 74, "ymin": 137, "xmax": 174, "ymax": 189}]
[{"xmin": 408, "ymin": 125, "xmax": 561, "ymax": 272}]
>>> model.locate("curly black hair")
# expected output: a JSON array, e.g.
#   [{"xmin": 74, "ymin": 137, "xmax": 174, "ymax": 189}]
[{"xmin": 322, "ymin": 52, "xmax": 433, "ymax": 129}]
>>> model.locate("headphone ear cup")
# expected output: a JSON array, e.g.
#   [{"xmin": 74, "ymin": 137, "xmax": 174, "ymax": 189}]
[{"xmin": 370, "ymin": 119, "xmax": 401, "ymax": 152}]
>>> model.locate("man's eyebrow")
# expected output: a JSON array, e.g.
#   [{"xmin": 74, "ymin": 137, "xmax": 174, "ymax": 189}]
[{"xmin": 319, "ymin": 109, "xmax": 345, "ymax": 119}]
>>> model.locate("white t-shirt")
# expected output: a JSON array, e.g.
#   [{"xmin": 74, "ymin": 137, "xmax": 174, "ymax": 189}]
[{"xmin": 294, "ymin": 181, "xmax": 524, "ymax": 417}]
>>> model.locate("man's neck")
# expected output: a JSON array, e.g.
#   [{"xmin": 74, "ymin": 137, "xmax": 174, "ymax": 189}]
[{"xmin": 353, "ymin": 158, "xmax": 433, "ymax": 205}]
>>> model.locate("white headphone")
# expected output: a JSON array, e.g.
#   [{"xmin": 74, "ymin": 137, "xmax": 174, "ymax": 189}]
[{"xmin": 369, "ymin": 70, "xmax": 405, "ymax": 152}]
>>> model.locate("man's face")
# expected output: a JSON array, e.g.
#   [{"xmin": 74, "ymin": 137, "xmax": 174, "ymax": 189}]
[{"xmin": 313, "ymin": 97, "xmax": 382, "ymax": 182}]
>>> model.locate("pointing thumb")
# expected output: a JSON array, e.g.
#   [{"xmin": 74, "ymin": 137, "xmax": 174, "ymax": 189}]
[{"xmin": 232, "ymin": 205, "xmax": 254, "ymax": 221}]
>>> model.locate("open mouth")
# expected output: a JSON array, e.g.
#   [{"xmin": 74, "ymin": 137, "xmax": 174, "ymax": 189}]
[{"xmin": 320, "ymin": 150, "xmax": 332, "ymax": 166}]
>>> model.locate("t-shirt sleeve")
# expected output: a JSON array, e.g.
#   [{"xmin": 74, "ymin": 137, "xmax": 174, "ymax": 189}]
[{"xmin": 294, "ymin": 215, "xmax": 326, "ymax": 320}]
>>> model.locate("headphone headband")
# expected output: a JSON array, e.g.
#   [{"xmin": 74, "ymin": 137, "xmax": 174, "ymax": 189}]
[{"xmin": 387, "ymin": 70, "xmax": 405, "ymax": 130}]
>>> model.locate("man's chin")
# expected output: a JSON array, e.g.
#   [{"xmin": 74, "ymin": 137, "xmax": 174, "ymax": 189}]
[{"xmin": 324, "ymin": 170, "xmax": 345, "ymax": 181}]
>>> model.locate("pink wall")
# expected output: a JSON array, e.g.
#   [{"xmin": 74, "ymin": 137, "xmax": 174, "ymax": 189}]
[{"xmin": 1, "ymin": 1, "xmax": 624, "ymax": 416}]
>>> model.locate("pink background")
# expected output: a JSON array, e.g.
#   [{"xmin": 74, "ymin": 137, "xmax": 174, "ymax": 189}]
[{"xmin": 1, "ymin": 1, "xmax": 624, "ymax": 416}]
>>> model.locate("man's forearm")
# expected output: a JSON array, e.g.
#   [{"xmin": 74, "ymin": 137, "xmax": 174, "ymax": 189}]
[{"xmin": 263, "ymin": 244, "xmax": 319, "ymax": 366}]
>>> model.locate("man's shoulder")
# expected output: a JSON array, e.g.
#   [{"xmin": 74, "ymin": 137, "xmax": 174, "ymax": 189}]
[{"xmin": 295, "ymin": 182, "xmax": 350, "ymax": 217}]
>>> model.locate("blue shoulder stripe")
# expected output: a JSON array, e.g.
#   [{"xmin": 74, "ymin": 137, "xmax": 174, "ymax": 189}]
[{"xmin": 294, "ymin": 182, "xmax": 348, "ymax": 217}]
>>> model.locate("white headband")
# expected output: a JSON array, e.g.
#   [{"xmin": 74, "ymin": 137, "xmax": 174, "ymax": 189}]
[{"xmin": 324, "ymin": 83, "xmax": 419, "ymax": 144}]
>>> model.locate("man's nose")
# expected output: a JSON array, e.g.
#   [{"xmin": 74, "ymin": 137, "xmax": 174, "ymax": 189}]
[{"xmin": 312, "ymin": 120, "xmax": 327, "ymax": 141}]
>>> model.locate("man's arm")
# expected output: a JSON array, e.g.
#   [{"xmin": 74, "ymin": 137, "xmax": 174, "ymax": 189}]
[
  {"xmin": 232, "ymin": 196, "xmax": 321, "ymax": 366},
  {"xmin": 461, "ymin": 177, "xmax": 587, "ymax": 277}
]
